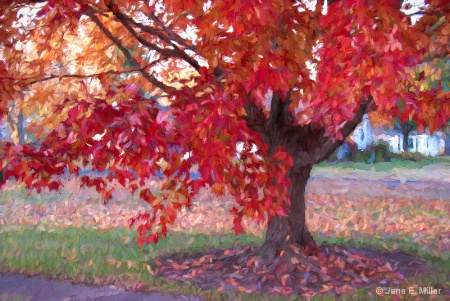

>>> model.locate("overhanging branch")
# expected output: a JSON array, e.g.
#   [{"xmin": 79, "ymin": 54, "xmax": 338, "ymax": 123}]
[
  {"xmin": 88, "ymin": 12, "xmax": 175, "ymax": 93},
  {"xmin": 317, "ymin": 95, "xmax": 377, "ymax": 163},
  {"xmin": 146, "ymin": 11, "xmax": 196, "ymax": 51},
  {"xmin": 111, "ymin": 9, "xmax": 201, "ymax": 71},
  {"xmin": 244, "ymin": 94, "xmax": 267, "ymax": 134},
  {"xmin": 7, "ymin": 61, "xmax": 162, "ymax": 86}
]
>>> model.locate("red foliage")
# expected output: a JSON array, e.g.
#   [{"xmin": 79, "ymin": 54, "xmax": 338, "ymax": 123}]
[{"xmin": 0, "ymin": 0, "xmax": 448, "ymax": 246}]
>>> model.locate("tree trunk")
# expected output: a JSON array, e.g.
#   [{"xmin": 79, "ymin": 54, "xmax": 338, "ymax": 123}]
[
  {"xmin": 17, "ymin": 110, "xmax": 26, "ymax": 145},
  {"xmin": 403, "ymin": 130, "xmax": 409, "ymax": 152},
  {"xmin": 259, "ymin": 164, "xmax": 316, "ymax": 261},
  {"xmin": 445, "ymin": 131, "xmax": 450, "ymax": 156},
  {"xmin": 6, "ymin": 109, "xmax": 26, "ymax": 145},
  {"xmin": 244, "ymin": 91, "xmax": 375, "ymax": 261}
]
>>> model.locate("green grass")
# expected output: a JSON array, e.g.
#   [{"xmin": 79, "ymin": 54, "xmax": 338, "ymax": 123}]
[
  {"xmin": 0, "ymin": 225, "xmax": 264, "ymax": 300},
  {"xmin": 0, "ymin": 186, "xmax": 72, "ymax": 205},
  {"xmin": 430, "ymin": 156, "xmax": 450, "ymax": 166},
  {"xmin": 315, "ymin": 157, "xmax": 437, "ymax": 172},
  {"xmin": 0, "ymin": 225, "xmax": 448, "ymax": 301}
]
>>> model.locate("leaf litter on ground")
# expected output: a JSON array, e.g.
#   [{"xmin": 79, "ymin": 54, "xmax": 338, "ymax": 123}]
[{"xmin": 0, "ymin": 177, "xmax": 448, "ymax": 297}]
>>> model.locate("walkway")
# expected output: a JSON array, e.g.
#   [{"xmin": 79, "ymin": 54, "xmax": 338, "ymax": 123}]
[{"xmin": 0, "ymin": 274, "xmax": 201, "ymax": 301}]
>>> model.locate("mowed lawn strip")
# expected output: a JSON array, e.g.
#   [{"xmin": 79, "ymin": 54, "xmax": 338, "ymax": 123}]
[
  {"xmin": 0, "ymin": 226, "xmax": 263, "ymax": 300},
  {"xmin": 0, "ymin": 225, "xmax": 448, "ymax": 301}
]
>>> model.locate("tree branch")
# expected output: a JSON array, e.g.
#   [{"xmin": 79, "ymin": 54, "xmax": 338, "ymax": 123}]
[
  {"xmin": 7, "ymin": 111, "xmax": 17, "ymax": 134},
  {"xmin": 316, "ymin": 95, "xmax": 377, "ymax": 163},
  {"xmin": 146, "ymin": 11, "xmax": 196, "ymax": 51},
  {"xmin": 88, "ymin": 12, "xmax": 175, "ymax": 93},
  {"xmin": 267, "ymin": 92, "xmax": 283, "ymax": 132},
  {"xmin": 111, "ymin": 9, "xmax": 201, "ymax": 71},
  {"xmin": 114, "ymin": 9, "xmax": 194, "ymax": 50},
  {"xmin": 285, "ymin": 95, "xmax": 377, "ymax": 169},
  {"xmin": 11, "ymin": 61, "xmax": 161, "ymax": 85},
  {"xmin": 244, "ymin": 91, "xmax": 298, "ymax": 155},
  {"xmin": 244, "ymin": 94, "xmax": 269, "ymax": 140}
]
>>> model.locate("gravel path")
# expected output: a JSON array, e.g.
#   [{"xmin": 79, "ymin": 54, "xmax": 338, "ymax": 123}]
[{"xmin": 0, "ymin": 274, "xmax": 200, "ymax": 301}]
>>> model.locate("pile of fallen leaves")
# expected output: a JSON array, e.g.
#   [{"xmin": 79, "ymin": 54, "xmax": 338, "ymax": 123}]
[{"xmin": 152, "ymin": 244, "xmax": 436, "ymax": 297}]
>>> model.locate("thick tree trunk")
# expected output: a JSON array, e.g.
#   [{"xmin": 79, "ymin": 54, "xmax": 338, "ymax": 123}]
[
  {"xmin": 260, "ymin": 164, "xmax": 315, "ymax": 261},
  {"xmin": 244, "ymin": 92, "xmax": 375, "ymax": 261}
]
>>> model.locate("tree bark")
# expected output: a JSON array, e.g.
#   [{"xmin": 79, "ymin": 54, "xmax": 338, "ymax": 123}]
[
  {"xmin": 401, "ymin": 121, "xmax": 417, "ymax": 153},
  {"xmin": 259, "ymin": 164, "xmax": 315, "ymax": 261},
  {"xmin": 403, "ymin": 129, "xmax": 410, "ymax": 152},
  {"xmin": 245, "ymin": 92, "xmax": 375, "ymax": 260},
  {"xmin": 17, "ymin": 110, "xmax": 25, "ymax": 145},
  {"xmin": 445, "ymin": 131, "xmax": 450, "ymax": 156}
]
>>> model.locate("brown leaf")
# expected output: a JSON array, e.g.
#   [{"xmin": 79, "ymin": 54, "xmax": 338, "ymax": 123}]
[{"xmin": 340, "ymin": 275, "xmax": 352, "ymax": 282}]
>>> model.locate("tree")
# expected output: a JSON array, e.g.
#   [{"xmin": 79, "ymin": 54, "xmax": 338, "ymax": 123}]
[
  {"xmin": 7, "ymin": 106, "xmax": 26, "ymax": 145},
  {"xmin": 1, "ymin": 0, "xmax": 449, "ymax": 265},
  {"xmin": 445, "ymin": 120, "xmax": 450, "ymax": 155},
  {"xmin": 394, "ymin": 118, "xmax": 417, "ymax": 152},
  {"xmin": 402, "ymin": 121, "xmax": 416, "ymax": 152}
]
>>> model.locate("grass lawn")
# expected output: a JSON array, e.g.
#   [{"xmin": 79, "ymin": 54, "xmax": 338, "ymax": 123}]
[
  {"xmin": 0, "ymin": 162, "xmax": 449, "ymax": 300},
  {"xmin": 0, "ymin": 226, "xmax": 263, "ymax": 300},
  {"xmin": 0, "ymin": 224, "xmax": 448, "ymax": 301}
]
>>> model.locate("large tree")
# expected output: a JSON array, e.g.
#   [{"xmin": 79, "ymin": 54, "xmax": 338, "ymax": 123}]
[{"xmin": 0, "ymin": 0, "xmax": 449, "ymax": 262}]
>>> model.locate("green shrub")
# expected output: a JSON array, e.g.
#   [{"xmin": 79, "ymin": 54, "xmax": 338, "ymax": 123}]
[{"xmin": 351, "ymin": 142, "xmax": 392, "ymax": 163}]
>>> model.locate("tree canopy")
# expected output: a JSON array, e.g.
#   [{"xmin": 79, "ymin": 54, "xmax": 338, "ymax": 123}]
[{"xmin": 1, "ymin": 0, "xmax": 449, "ymax": 251}]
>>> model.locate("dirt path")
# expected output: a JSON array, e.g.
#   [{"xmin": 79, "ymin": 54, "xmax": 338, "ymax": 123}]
[{"xmin": 0, "ymin": 274, "xmax": 200, "ymax": 301}]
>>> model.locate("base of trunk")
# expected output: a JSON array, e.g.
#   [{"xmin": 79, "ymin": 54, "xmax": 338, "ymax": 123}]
[
  {"xmin": 259, "ymin": 216, "xmax": 318, "ymax": 262},
  {"xmin": 258, "ymin": 164, "xmax": 317, "ymax": 262}
]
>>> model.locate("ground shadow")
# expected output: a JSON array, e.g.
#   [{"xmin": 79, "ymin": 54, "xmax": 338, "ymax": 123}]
[{"xmin": 153, "ymin": 244, "xmax": 444, "ymax": 297}]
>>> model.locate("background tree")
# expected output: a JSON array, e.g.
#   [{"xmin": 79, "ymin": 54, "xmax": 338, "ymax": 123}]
[
  {"xmin": 1, "ymin": 0, "xmax": 449, "ymax": 266},
  {"xmin": 7, "ymin": 104, "xmax": 26, "ymax": 145},
  {"xmin": 393, "ymin": 118, "xmax": 417, "ymax": 152},
  {"xmin": 445, "ymin": 120, "xmax": 450, "ymax": 155},
  {"xmin": 392, "ymin": 0, "xmax": 449, "ymax": 156}
]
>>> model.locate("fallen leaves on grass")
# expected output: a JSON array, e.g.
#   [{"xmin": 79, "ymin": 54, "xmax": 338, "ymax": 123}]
[
  {"xmin": 308, "ymin": 195, "xmax": 450, "ymax": 256},
  {"xmin": 0, "ymin": 179, "xmax": 448, "ymax": 298},
  {"xmin": 0, "ymin": 181, "xmax": 448, "ymax": 258},
  {"xmin": 153, "ymin": 244, "xmax": 435, "ymax": 297}
]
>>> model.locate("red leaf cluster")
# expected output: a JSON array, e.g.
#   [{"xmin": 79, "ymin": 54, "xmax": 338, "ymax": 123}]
[{"xmin": 1, "ymin": 0, "xmax": 448, "ymax": 247}]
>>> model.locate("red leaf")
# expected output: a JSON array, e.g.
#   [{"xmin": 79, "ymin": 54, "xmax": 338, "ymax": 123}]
[{"xmin": 233, "ymin": 216, "xmax": 244, "ymax": 235}]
